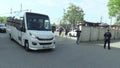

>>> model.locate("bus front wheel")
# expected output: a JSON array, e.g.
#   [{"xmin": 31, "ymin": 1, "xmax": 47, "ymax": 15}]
[{"xmin": 25, "ymin": 41, "xmax": 30, "ymax": 51}]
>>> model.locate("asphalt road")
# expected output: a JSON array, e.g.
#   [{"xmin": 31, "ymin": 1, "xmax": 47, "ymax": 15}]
[{"xmin": 0, "ymin": 33, "xmax": 120, "ymax": 68}]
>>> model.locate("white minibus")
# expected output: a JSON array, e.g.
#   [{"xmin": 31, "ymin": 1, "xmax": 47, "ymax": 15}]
[{"xmin": 6, "ymin": 12, "xmax": 55, "ymax": 50}]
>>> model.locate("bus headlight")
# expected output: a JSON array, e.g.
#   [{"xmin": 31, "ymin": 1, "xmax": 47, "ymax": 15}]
[
  {"xmin": 29, "ymin": 33, "xmax": 37, "ymax": 39},
  {"xmin": 31, "ymin": 35, "xmax": 36, "ymax": 38}
]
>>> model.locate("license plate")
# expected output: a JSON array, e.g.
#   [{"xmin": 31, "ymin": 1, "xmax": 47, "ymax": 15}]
[{"xmin": 43, "ymin": 45, "xmax": 49, "ymax": 48}]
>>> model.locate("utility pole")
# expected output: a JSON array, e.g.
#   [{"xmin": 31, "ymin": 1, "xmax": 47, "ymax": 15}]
[
  {"xmin": 30, "ymin": 9, "xmax": 32, "ymax": 12},
  {"xmin": 10, "ymin": 8, "xmax": 12, "ymax": 16},
  {"xmin": 20, "ymin": 3, "xmax": 22, "ymax": 12},
  {"xmin": 110, "ymin": 17, "xmax": 112, "ymax": 28},
  {"xmin": 100, "ymin": 16, "xmax": 102, "ymax": 24}
]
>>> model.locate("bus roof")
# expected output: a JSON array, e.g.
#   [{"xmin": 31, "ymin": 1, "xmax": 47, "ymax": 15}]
[{"xmin": 25, "ymin": 12, "xmax": 49, "ymax": 17}]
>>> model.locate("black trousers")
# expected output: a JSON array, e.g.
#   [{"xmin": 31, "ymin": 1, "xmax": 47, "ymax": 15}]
[
  {"xmin": 59, "ymin": 31, "xmax": 62, "ymax": 36},
  {"xmin": 76, "ymin": 36, "xmax": 80, "ymax": 44},
  {"xmin": 104, "ymin": 39, "xmax": 110, "ymax": 49}
]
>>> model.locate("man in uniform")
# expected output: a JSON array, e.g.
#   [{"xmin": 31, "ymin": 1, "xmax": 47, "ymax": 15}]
[
  {"xmin": 76, "ymin": 26, "xmax": 82, "ymax": 45},
  {"xmin": 104, "ymin": 29, "xmax": 112, "ymax": 50}
]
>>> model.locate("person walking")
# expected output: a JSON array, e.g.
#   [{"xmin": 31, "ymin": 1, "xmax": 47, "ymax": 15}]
[
  {"xmin": 76, "ymin": 26, "xmax": 82, "ymax": 45},
  {"xmin": 104, "ymin": 29, "xmax": 112, "ymax": 50},
  {"xmin": 59, "ymin": 26, "xmax": 64, "ymax": 36},
  {"xmin": 65, "ymin": 27, "xmax": 69, "ymax": 38}
]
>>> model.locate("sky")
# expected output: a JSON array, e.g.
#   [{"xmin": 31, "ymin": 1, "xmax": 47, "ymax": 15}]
[{"xmin": 0, "ymin": 0, "xmax": 113, "ymax": 24}]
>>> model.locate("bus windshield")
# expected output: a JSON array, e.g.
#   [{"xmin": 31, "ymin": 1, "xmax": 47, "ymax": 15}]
[{"xmin": 26, "ymin": 13, "xmax": 51, "ymax": 31}]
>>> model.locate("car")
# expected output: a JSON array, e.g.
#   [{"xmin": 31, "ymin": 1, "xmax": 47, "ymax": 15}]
[
  {"xmin": 56, "ymin": 28, "xmax": 59, "ymax": 32},
  {"xmin": 0, "ymin": 23, "xmax": 6, "ymax": 33},
  {"xmin": 68, "ymin": 29, "xmax": 77, "ymax": 37}
]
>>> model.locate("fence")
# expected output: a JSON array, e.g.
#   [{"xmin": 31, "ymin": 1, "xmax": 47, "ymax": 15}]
[{"xmin": 80, "ymin": 26, "xmax": 120, "ymax": 42}]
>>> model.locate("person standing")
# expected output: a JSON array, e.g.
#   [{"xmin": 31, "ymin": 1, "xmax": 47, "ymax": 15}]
[
  {"xmin": 104, "ymin": 29, "xmax": 112, "ymax": 50},
  {"xmin": 76, "ymin": 26, "xmax": 82, "ymax": 45},
  {"xmin": 52, "ymin": 26, "xmax": 56, "ymax": 33}
]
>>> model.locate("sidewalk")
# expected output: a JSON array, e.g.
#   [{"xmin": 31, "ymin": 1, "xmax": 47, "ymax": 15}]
[{"xmin": 54, "ymin": 32, "xmax": 120, "ymax": 49}]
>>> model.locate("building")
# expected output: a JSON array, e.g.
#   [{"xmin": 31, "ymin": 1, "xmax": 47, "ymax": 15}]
[{"xmin": 82, "ymin": 21, "xmax": 101, "ymax": 27}]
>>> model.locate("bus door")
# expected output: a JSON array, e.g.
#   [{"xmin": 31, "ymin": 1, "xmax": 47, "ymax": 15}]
[{"xmin": 17, "ymin": 17, "xmax": 25, "ymax": 45}]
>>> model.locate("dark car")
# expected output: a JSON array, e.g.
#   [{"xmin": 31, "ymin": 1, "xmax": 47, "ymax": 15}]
[{"xmin": 0, "ymin": 24, "xmax": 6, "ymax": 33}]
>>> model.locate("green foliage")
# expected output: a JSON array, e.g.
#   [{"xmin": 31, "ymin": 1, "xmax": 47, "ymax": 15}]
[
  {"xmin": 114, "ymin": 15, "xmax": 120, "ymax": 25},
  {"xmin": 61, "ymin": 3, "xmax": 84, "ymax": 26},
  {"xmin": 107, "ymin": 0, "xmax": 120, "ymax": 25},
  {"xmin": 59, "ymin": 20, "xmax": 66, "ymax": 28},
  {"xmin": 51, "ymin": 22, "xmax": 56, "ymax": 26},
  {"xmin": 117, "ymin": 15, "xmax": 120, "ymax": 21},
  {"xmin": 107, "ymin": 0, "xmax": 120, "ymax": 17},
  {"xmin": 114, "ymin": 21, "xmax": 120, "ymax": 26},
  {"xmin": 0, "ymin": 16, "xmax": 7, "ymax": 23}
]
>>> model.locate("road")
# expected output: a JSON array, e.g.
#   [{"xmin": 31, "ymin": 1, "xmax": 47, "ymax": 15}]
[{"xmin": 0, "ymin": 33, "xmax": 120, "ymax": 68}]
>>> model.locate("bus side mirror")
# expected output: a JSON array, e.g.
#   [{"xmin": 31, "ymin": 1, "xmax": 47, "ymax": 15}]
[{"xmin": 20, "ymin": 26, "xmax": 26, "ymax": 32}]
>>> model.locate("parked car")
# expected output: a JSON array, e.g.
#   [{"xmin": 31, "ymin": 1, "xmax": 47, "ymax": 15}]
[
  {"xmin": 68, "ymin": 29, "xmax": 77, "ymax": 37},
  {"xmin": 0, "ymin": 23, "xmax": 6, "ymax": 33}
]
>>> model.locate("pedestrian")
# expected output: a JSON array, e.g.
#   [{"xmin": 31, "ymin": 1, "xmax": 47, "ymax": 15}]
[
  {"xmin": 65, "ymin": 27, "xmax": 69, "ymax": 38},
  {"xmin": 104, "ymin": 29, "xmax": 112, "ymax": 50},
  {"xmin": 59, "ymin": 26, "xmax": 64, "ymax": 36},
  {"xmin": 76, "ymin": 26, "xmax": 82, "ymax": 45},
  {"xmin": 52, "ymin": 26, "xmax": 56, "ymax": 33}
]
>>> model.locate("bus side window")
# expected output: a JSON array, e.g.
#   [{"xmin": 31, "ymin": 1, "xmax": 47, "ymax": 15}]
[
  {"xmin": 21, "ymin": 17, "xmax": 26, "ymax": 32},
  {"xmin": 14, "ymin": 18, "xmax": 21, "ymax": 30}
]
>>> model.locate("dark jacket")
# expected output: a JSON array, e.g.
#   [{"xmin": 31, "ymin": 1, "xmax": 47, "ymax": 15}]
[
  {"xmin": 59, "ymin": 27, "xmax": 64, "ymax": 32},
  {"xmin": 76, "ymin": 29, "xmax": 81, "ymax": 37},
  {"xmin": 65, "ymin": 28, "xmax": 69, "ymax": 35},
  {"xmin": 104, "ymin": 32, "xmax": 112, "ymax": 40}
]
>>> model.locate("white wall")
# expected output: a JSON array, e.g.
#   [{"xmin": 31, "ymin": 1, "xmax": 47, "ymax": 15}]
[
  {"xmin": 80, "ymin": 26, "xmax": 120, "ymax": 42},
  {"xmin": 90, "ymin": 27, "xmax": 99, "ymax": 41},
  {"xmin": 80, "ymin": 26, "xmax": 90, "ymax": 41},
  {"xmin": 98, "ymin": 28, "xmax": 106, "ymax": 40}
]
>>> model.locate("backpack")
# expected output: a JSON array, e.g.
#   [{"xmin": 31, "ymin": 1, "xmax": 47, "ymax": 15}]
[{"xmin": 105, "ymin": 32, "xmax": 111, "ymax": 39}]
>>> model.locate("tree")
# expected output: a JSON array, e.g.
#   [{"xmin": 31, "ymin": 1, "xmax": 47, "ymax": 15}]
[
  {"xmin": 107, "ymin": 0, "xmax": 120, "ymax": 25},
  {"xmin": 0, "ymin": 16, "xmax": 7, "ymax": 23},
  {"xmin": 59, "ymin": 20, "xmax": 67, "ymax": 28},
  {"xmin": 62, "ymin": 3, "xmax": 84, "ymax": 27},
  {"xmin": 107, "ymin": 0, "xmax": 120, "ymax": 16},
  {"xmin": 51, "ymin": 22, "xmax": 56, "ymax": 26},
  {"xmin": 114, "ymin": 21, "xmax": 120, "ymax": 26}
]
